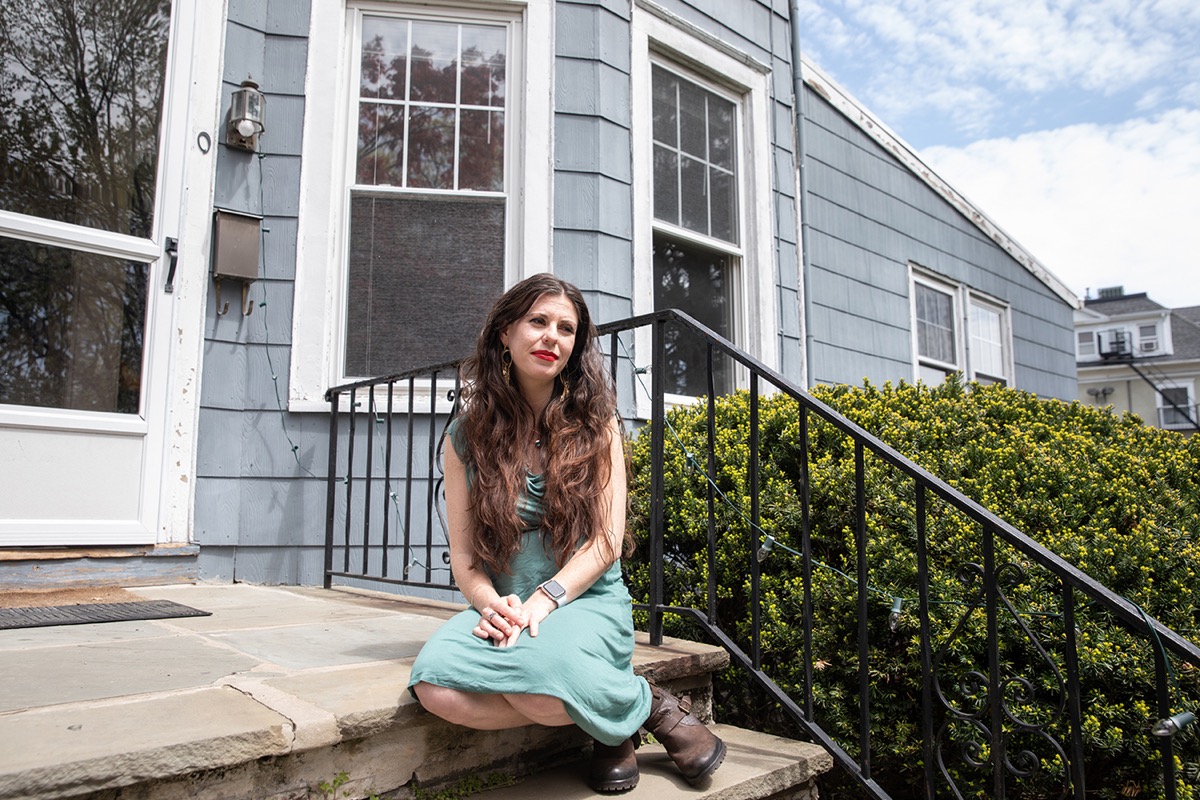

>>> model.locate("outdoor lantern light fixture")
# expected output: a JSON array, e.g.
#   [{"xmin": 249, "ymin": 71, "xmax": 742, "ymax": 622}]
[{"xmin": 227, "ymin": 78, "xmax": 266, "ymax": 151}]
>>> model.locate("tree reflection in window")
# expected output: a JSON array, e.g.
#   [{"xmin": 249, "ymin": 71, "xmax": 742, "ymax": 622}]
[
  {"xmin": 653, "ymin": 236, "xmax": 733, "ymax": 397},
  {"xmin": 356, "ymin": 18, "xmax": 505, "ymax": 192},
  {"xmin": 0, "ymin": 236, "xmax": 147, "ymax": 413},
  {"xmin": 0, "ymin": 0, "xmax": 171, "ymax": 238}
]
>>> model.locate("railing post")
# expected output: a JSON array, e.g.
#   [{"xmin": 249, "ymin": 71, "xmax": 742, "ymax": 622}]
[
  {"xmin": 363, "ymin": 389, "xmax": 375, "ymax": 575},
  {"xmin": 915, "ymin": 479, "xmax": 936, "ymax": 798},
  {"xmin": 381, "ymin": 381, "xmax": 395, "ymax": 577},
  {"xmin": 750, "ymin": 373, "xmax": 761, "ymax": 670},
  {"xmin": 323, "ymin": 389, "xmax": 340, "ymax": 589},
  {"xmin": 705, "ymin": 344, "xmax": 718, "ymax": 626},
  {"xmin": 344, "ymin": 388, "xmax": 357, "ymax": 574},
  {"xmin": 983, "ymin": 525, "xmax": 1005, "ymax": 798},
  {"xmin": 648, "ymin": 316, "xmax": 667, "ymax": 646},
  {"xmin": 800, "ymin": 406, "xmax": 814, "ymax": 720},
  {"xmin": 854, "ymin": 442, "xmax": 871, "ymax": 779},
  {"xmin": 1062, "ymin": 582, "xmax": 1087, "ymax": 798}
]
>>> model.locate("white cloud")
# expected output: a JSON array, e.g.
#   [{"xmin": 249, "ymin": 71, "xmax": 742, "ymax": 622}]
[
  {"xmin": 803, "ymin": 0, "xmax": 1200, "ymax": 134},
  {"xmin": 922, "ymin": 109, "xmax": 1200, "ymax": 307}
]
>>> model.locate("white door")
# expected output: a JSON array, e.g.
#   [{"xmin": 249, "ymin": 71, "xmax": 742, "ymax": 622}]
[{"xmin": 0, "ymin": 1, "xmax": 218, "ymax": 546}]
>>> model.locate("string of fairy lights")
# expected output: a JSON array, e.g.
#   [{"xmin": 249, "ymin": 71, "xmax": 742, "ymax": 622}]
[
  {"xmin": 239, "ymin": 147, "xmax": 1191, "ymax": 736},
  {"xmin": 615, "ymin": 334, "xmax": 1194, "ymax": 737}
]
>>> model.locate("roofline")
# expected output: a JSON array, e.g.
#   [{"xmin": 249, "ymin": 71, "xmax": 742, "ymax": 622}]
[{"xmin": 799, "ymin": 57, "xmax": 1082, "ymax": 311}]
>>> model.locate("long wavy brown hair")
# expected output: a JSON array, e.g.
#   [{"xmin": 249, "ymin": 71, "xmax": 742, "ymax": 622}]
[{"xmin": 455, "ymin": 273, "xmax": 632, "ymax": 574}]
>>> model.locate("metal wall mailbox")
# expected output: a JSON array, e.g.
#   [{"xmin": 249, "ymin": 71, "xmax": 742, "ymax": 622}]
[{"xmin": 212, "ymin": 209, "xmax": 262, "ymax": 315}]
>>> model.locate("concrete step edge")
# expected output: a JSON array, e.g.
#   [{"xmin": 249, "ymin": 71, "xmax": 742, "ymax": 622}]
[{"xmin": 474, "ymin": 723, "xmax": 835, "ymax": 800}]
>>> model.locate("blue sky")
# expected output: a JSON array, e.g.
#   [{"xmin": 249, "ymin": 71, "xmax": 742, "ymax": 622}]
[{"xmin": 798, "ymin": 0, "xmax": 1200, "ymax": 308}]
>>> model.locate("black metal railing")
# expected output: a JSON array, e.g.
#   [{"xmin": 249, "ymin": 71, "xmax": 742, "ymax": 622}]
[
  {"xmin": 323, "ymin": 359, "xmax": 462, "ymax": 592},
  {"xmin": 324, "ymin": 309, "xmax": 1200, "ymax": 799}
]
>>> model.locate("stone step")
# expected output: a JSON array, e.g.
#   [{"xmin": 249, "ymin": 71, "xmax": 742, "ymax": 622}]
[
  {"xmin": 480, "ymin": 724, "xmax": 833, "ymax": 800},
  {"xmin": 0, "ymin": 585, "xmax": 824, "ymax": 800}
]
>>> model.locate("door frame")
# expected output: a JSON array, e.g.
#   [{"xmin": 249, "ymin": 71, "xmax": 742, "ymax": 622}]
[{"xmin": 0, "ymin": 0, "xmax": 224, "ymax": 546}]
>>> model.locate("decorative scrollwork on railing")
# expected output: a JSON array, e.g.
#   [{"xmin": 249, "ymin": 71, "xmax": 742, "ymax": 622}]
[{"xmin": 931, "ymin": 560, "xmax": 1075, "ymax": 798}]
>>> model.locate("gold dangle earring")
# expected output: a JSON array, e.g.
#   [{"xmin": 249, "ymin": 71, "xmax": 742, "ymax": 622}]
[
  {"xmin": 559, "ymin": 376, "xmax": 570, "ymax": 403},
  {"xmin": 501, "ymin": 347, "xmax": 512, "ymax": 384}
]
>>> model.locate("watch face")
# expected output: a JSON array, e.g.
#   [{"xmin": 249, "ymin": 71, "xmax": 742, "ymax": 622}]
[{"xmin": 543, "ymin": 580, "xmax": 565, "ymax": 599}]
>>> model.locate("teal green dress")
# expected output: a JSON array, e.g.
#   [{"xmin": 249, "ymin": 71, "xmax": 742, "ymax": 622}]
[{"xmin": 407, "ymin": 425, "xmax": 651, "ymax": 746}]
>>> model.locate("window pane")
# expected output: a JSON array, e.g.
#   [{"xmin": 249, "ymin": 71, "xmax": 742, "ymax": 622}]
[
  {"xmin": 0, "ymin": 236, "xmax": 146, "ymax": 413},
  {"xmin": 709, "ymin": 168, "xmax": 737, "ymax": 244},
  {"xmin": 650, "ymin": 66, "xmax": 739, "ymax": 244},
  {"xmin": 361, "ymin": 17, "xmax": 408, "ymax": 100},
  {"xmin": 679, "ymin": 156, "xmax": 707, "ymax": 232},
  {"xmin": 460, "ymin": 26, "xmax": 506, "ymax": 106},
  {"xmin": 0, "ymin": 1, "xmax": 171, "ymax": 238},
  {"xmin": 406, "ymin": 107, "xmax": 456, "ymax": 189},
  {"xmin": 651, "ymin": 67, "xmax": 678, "ymax": 147},
  {"xmin": 708, "ymin": 99, "xmax": 735, "ymax": 170},
  {"xmin": 357, "ymin": 102, "xmax": 406, "ymax": 186},
  {"xmin": 345, "ymin": 194, "xmax": 505, "ymax": 376},
  {"xmin": 969, "ymin": 302, "xmax": 1004, "ymax": 380},
  {"xmin": 678, "ymin": 81, "xmax": 708, "ymax": 159},
  {"xmin": 409, "ymin": 22, "xmax": 459, "ymax": 104},
  {"xmin": 653, "ymin": 236, "xmax": 733, "ymax": 396},
  {"xmin": 916, "ymin": 283, "xmax": 955, "ymax": 365},
  {"xmin": 653, "ymin": 145, "xmax": 679, "ymax": 224},
  {"xmin": 1077, "ymin": 330, "xmax": 1095, "ymax": 355},
  {"xmin": 459, "ymin": 109, "xmax": 504, "ymax": 191}
]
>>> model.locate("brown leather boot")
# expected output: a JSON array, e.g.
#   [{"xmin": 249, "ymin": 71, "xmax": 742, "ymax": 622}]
[
  {"xmin": 643, "ymin": 684, "xmax": 727, "ymax": 785},
  {"xmin": 587, "ymin": 736, "xmax": 639, "ymax": 792}
]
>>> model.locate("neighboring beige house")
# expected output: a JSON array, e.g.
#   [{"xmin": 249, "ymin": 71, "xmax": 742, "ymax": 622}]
[{"xmin": 1076, "ymin": 287, "xmax": 1200, "ymax": 434}]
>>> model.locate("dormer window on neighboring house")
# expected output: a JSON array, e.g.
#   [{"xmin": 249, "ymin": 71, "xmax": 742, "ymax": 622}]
[{"xmin": 1138, "ymin": 324, "xmax": 1159, "ymax": 353}]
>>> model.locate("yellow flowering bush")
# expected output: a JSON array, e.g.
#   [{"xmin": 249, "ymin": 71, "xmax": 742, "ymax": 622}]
[{"xmin": 627, "ymin": 377, "xmax": 1200, "ymax": 798}]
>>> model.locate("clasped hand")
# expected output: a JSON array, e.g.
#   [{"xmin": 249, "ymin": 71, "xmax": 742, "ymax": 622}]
[{"xmin": 473, "ymin": 591, "xmax": 555, "ymax": 647}]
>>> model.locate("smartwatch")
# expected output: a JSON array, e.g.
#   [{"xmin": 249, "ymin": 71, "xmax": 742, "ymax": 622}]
[{"xmin": 538, "ymin": 579, "xmax": 567, "ymax": 607}]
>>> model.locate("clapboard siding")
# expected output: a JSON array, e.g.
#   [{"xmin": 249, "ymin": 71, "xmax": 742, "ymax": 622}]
[
  {"xmin": 802, "ymin": 88, "xmax": 1075, "ymax": 397},
  {"xmin": 190, "ymin": 0, "xmax": 1073, "ymax": 587},
  {"xmin": 195, "ymin": 0, "xmax": 319, "ymax": 582}
]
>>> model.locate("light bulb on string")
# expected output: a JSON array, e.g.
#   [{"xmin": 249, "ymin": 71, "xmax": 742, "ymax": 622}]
[
  {"xmin": 1152, "ymin": 711, "xmax": 1195, "ymax": 737},
  {"xmin": 756, "ymin": 534, "xmax": 776, "ymax": 562},
  {"xmin": 888, "ymin": 597, "xmax": 904, "ymax": 631}
]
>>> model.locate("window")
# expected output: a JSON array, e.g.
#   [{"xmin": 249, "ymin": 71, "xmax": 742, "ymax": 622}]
[
  {"xmin": 1159, "ymin": 386, "xmax": 1195, "ymax": 429},
  {"xmin": 969, "ymin": 298, "xmax": 1008, "ymax": 385},
  {"xmin": 347, "ymin": 14, "xmax": 508, "ymax": 377},
  {"xmin": 1138, "ymin": 324, "xmax": 1159, "ymax": 353},
  {"xmin": 290, "ymin": 2, "xmax": 551, "ymax": 410},
  {"xmin": 911, "ymin": 271, "xmax": 1011, "ymax": 385},
  {"xmin": 0, "ymin": 2, "xmax": 170, "ymax": 415},
  {"xmin": 651, "ymin": 64, "xmax": 740, "ymax": 395},
  {"xmin": 630, "ymin": 9, "xmax": 777, "ymax": 403},
  {"xmin": 1077, "ymin": 330, "xmax": 1097, "ymax": 358}
]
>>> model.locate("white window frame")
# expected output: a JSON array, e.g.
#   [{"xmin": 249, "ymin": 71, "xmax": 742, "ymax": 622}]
[
  {"xmin": 289, "ymin": 0, "xmax": 552, "ymax": 413},
  {"xmin": 910, "ymin": 271, "xmax": 962, "ymax": 383},
  {"xmin": 630, "ymin": 2, "xmax": 777, "ymax": 415},
  {"xmin": 1076, "ymin": 330, "xmax": 1097, "ymax": 359},
  {"xmin": 909, "ymin": 267, "xmax": 1013, "ymax": 386},
  {"xmin": 967, "ymin": 294, "xmax": 1012, "ymax": 385},
  {"xmin": 1157, "ymin": 382, "xmax": 1195, "ymax": 430},
  {"xmin": 1138, "ymin": 323, "xmax": 1159, "ymax": 353}
]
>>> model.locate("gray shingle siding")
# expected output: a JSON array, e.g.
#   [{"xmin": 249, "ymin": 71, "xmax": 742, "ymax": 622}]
[
  {"xmin": 801, "ymin": 89, "xmax": 1075, "ymax": 397},
  {"xmin": 193, "ymin": 0, "xmax": 1074, "ymax": 585}
]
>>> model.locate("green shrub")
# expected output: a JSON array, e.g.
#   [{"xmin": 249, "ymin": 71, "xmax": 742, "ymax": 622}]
[{"xmin": 626, "ymin": 378, "xmax": 1200, "ymax": 799}]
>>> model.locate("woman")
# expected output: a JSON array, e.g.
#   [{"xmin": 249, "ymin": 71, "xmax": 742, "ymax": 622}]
[{"xmin": 409, "ymin": 273, "xmax": 726, "ymax": 792}]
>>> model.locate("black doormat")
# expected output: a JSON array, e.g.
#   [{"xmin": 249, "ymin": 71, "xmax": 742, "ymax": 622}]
[{"xmin": 0, "ymin": 600, "xmax": 211, "ymax": 630}]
